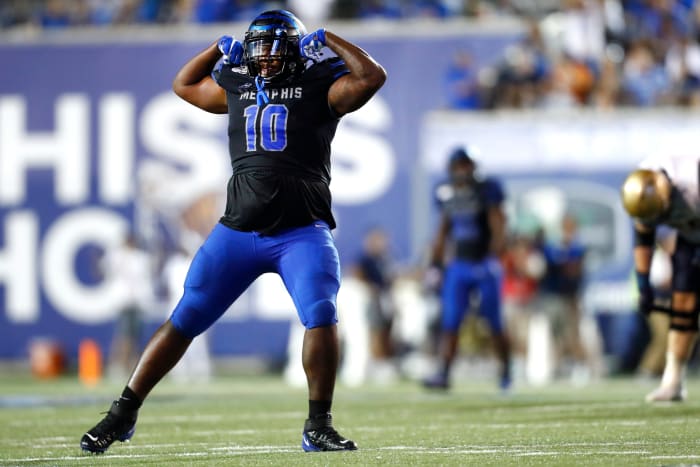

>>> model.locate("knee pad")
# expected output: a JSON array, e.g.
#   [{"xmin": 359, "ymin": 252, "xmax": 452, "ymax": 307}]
[{"xmin": 669, "ymin": 306, "xmax": 700, "ymax": 332}]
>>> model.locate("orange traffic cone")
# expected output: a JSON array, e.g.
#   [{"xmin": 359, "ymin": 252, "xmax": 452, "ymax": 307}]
[{"xmin": 78, "ymin": 339, "xmax": 103, "ymax": 387}]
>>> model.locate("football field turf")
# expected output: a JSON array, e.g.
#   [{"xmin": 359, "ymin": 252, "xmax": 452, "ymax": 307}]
[{"xmin": 1, "ymin": 374, "xmax": 700, "ymax": 466}]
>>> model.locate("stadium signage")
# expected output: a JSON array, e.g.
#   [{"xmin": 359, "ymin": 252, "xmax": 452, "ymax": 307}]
[
  {"xmin": 0, "ymin": 90, "xmax": 395, "ymax": 325},
  {"xmin": 0, "ymin": 34, "xmax": 516, "ymax": 358}
]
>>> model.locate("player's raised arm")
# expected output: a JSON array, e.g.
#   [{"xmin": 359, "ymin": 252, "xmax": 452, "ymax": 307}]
[
  {"xmin": 300, "ymin": 29, "xmax": 386, "ymax": 116},
  {"xmin": 172, "ymin": 37, "xmax": 238, "ymax": 114}
]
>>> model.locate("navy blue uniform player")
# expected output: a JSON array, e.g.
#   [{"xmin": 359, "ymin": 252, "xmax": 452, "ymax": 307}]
[
  {"xmin": 622, "ymin": 156, "xmax": 700, "ymax": 402},
  {"xmin": 423, "ymin": 148, "xmax": 512, "ymax": 390},
  {"xmin": 80, "ymin": 10, "xmax": 386, "ymax": 453}
]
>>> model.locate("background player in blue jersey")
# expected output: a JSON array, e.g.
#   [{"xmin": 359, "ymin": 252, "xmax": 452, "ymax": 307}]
[
  {"xmin": 80, "ymin": 9, "xmax": 386, "ymax": 453},
  {"xmin": 423, "ymin": 147, "xmax": 512, "ymax": 390}
]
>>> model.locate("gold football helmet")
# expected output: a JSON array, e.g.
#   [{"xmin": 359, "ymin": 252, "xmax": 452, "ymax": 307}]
[{"xmin": 621, "ymin": 169, "xmax": 671, "ymax": 221}]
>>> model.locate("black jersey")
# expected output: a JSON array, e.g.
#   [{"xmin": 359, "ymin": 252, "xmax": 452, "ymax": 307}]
[
  {"xmin": 435, "ymin": 177, "xmax": 504, "ymax": 261},
  {"xmin": 213, "ymin": 57, "xmax": 349, "ymax": 234}
]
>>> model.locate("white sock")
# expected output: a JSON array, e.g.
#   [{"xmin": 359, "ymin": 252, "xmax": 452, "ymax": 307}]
[{"xmin": 660, "ymin": 352, "xmax": 686, "ymax": 388}]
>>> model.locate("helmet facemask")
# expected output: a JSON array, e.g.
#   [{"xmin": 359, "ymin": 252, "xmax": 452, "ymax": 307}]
[
  {"xmin": 245, "ymin": 29, "xmax": 290, "ymax": 80},
  {"xmin": 449, "ymin": 158, "xmax": 476, "ymax": 187},
  {"xmin": 244, "ymin": 10, "xmax": 306, "ymax": 81}
]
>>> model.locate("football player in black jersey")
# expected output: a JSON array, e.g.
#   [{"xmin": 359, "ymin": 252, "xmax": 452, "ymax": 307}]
[
  {"xmin": 422, "ymin": 147, "xmax": 512, "ymax": 392},
  {"xmin": 80, "ymin": 10, "xmax": 386, "ymax": 453},
  {"xmin": 622, "ymin": 156, "xmax": 700, "ymax": 402}
]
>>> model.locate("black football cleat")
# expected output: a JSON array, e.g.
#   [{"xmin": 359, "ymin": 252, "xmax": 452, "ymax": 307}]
[
  {"xmin": 80, "ymin": 400, "xmax": 138, "ymax": 454},
  {"xmin": 301, "ymin": 414, "xmax": 357, "ymax": 452},
  {"xmin": 422, "ymin": 373, "xmax": 449, "ymax": 390}
]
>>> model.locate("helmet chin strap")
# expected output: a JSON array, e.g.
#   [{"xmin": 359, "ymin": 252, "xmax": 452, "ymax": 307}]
[{"xmin": 255, "ymin": 75, "xmax": 270, "ymax": 106}]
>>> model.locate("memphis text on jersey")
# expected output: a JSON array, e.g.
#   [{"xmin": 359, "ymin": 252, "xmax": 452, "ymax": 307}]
[{"xmin": 240, "ymin": 87, "xmax": 303, "ymax": 101}]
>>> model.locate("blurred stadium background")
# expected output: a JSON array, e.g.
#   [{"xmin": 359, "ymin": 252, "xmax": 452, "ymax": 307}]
[{"xmin": 1, "ymin": 0, "xmax": 700, "ymax": 406}]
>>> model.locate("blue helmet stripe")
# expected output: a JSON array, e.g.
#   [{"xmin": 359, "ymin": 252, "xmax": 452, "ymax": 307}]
[{"xmin": 247, "ymin": 10, "xmax": 306, "ymax": 34}]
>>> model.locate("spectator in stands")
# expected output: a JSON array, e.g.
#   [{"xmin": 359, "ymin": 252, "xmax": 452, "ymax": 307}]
[
  {"xmin": 540, "ymin": 52, "xmax": 595, "ymax": 107},
  {"xmin": 357, "ymin": 0, "xmax": 403, "ymax": 19},
  {"xmin": 288, "ymin": 0, "xmax": 334, "ymax": 23},
  {"xmin": 665, "ymin": 32, "xmax": 700, "ymax": 106},
  {"xmin": 553, "ymin": 0, "xmax": 606, "ymax": 72},
  {"xmin": 621, "ymin": 39, "xmax": 673, "ymax": 106},
  {"xmin": 167, "ymin": 0, "xmax": 195, "ymax": 23},
  {"xmin": 625, "ymin": 0, "xmax": 693, "ymax": 46},
  {"xmin": 444, "ymin": 49, "xmax": 483, "ymax": 109},
  {"xmin": 39, "ymin": 0, "xmax": 72, "ymax": 28},
  {"xmin": 591, "ymin": 53, "xmax": 623, "ymax": 108},
  {"xmin": 190, "ymin": 0, "xmax": 237, "ymax": 23},
  {"xmin": 489, "ymin": 20, "xmax": 550, "ymax": 108},
  {"xmin": 408, "ymin": 0, "xmax": 451, "ymax": 18},
  {"xmin": 6, "ymin": 0, "xmax": 700, "ymax": 112},
  {"xmin": 0, "ymin": 0, "xmax": 32, "ymax": 28},
  {"xmin": 75, "ymin": 0, "xmax": 121, "ymax": 26}
]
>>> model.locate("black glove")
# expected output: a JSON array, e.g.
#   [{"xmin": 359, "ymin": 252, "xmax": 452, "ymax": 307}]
[{"xmin": 638, "ymin": 286, "xmax": 655, "ymax": 316}]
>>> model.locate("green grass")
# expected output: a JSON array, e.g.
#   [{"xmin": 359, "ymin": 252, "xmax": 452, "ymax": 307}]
[{"xmin": 1, "ymin": 373, "xmax": 700, "ymax": 466}]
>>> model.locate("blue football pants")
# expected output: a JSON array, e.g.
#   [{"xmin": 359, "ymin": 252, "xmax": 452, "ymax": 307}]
[
  {"xmin": 441, "ymin": 257, "xmax": 504, "ymax": 334},
  {"xmin": 170, "ymin": 221, "xmax": 340, "ymax": 338}
]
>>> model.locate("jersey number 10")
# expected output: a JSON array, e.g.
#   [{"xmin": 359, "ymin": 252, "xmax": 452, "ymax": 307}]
[{"xmin": 244, "ymin": 104, "xmax": 289, "ymax": 152}]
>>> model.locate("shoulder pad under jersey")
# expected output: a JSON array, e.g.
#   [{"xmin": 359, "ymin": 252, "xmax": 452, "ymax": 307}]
[
  {"xmin": 302, "ymin": 56, "xmax": 349, "ymax": 82},
  {"xmin": 480, "ymin": 177, "xmax": 505, "ymax": 204}
]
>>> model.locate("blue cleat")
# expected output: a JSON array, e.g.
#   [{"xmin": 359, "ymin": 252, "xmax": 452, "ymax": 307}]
[{"xmin": 80, "ymin": 400, "xmax": 137, "ymax": 454}]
